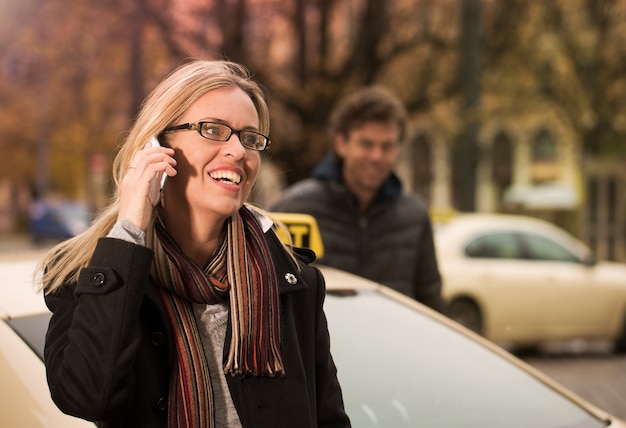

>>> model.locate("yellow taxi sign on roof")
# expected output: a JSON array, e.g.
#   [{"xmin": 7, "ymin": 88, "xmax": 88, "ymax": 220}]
[{"xmin": 271, "ymin": 212, "xmax": 325, "ymax": 259}]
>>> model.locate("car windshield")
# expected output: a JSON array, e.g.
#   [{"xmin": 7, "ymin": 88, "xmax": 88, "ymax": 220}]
[
  {"xmin": 324, "ymin": 289, "xmax": 605, "ymax": 428},
  {"xmin": 6, "ymin": 313, "xmax": 50, "ymax": 360}
]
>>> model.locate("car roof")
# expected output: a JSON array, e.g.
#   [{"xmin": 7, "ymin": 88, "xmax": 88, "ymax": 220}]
[
  {"xmin": 0, "ymin": 250, "xmax": 378, "ymax": 320},
  {"xmin": 0, "ymin": 251, "xmax": 48, "ymax": 320},
  {"xmin": 436, "ymin": 212, "xmax": 561, "ymax": 233}
]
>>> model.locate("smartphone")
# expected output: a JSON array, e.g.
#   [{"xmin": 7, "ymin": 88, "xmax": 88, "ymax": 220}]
[{"xmin": 148, "ymin": 137, "xmax": 168, "ymax": 206}]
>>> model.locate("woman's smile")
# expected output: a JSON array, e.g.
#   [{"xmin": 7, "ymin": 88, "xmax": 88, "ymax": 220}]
[{"xmin": 209, "ymin": 168, "xmax": 242, "ymax": 185}]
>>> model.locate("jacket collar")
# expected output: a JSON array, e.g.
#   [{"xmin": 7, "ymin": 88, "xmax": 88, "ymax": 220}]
[
  {"xmin": 312, "ymin": 151, "xmax": 403, "ymax": 199},
  {"xmin": 246, "ymin": 205, "xmax": 313, "ymax": 294},
  {"xmin": 265, "ymin": 228, "xmax": 310, "ymax": 294}
]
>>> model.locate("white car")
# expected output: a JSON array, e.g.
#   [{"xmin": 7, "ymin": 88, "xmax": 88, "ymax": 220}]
[
  {"xmin": 0, "ymin": 255, "xmax": 92, "ymax": 427},
  {"xmin": 2, "ymin": 246, "xmax": 626, "ymax": 427},
  {"xmin": 436, "ymin": 213, "xmax": 626, "ymax": 351}
]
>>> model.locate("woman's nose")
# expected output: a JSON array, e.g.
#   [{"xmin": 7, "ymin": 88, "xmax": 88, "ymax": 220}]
[{"xmin": 223, "ymin": 134, "xmax": 247, "ymax": 158}]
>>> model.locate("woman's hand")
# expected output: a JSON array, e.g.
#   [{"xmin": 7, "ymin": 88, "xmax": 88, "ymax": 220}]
[{"xmin": 118, "ymin": 141, "xmax": 177, "ymax": 231}]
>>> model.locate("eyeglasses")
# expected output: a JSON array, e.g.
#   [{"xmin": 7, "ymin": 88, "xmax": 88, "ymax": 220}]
[{"xmin": 164, "ymin": 121, "xmax": 270, "ymax": 151}]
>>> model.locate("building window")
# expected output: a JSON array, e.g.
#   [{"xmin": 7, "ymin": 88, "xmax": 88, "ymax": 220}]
[
  {"xmin": 532, "ymin": 129, "xmax": 557, "ymax": 162},
  {"xmin": 531, "ymin": 128, "xmax": 559, "ymax": 182}
]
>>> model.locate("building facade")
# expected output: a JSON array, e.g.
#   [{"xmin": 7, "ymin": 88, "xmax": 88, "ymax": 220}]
[{"xmin": 397, "ymin": 114, "xmax": 626, "ymax": 262}]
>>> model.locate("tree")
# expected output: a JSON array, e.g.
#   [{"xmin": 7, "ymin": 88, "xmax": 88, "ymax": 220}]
[
  {"xmin": 0, "ymin": 0, "xmax": 173, "ymax": 203},
  {"xmin": 3, "ymin": 0, "xmax": 626, "ymax": 209},
  {"xmin": 139, "ymin": 0, "xmax": 461, "ymax": 182},
  {"xmin": 479, "ymin": 0, "xmax": 626, "ymax": 157}
]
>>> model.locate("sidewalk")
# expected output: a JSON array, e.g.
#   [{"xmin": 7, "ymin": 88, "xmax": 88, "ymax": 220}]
[
  {"xmin": 0, "ymin": 234, "xmax": 51, "ymax": 261},
  {"xmin": 0, "ymin": 233, "xmax": 31, "ymax": 250}
]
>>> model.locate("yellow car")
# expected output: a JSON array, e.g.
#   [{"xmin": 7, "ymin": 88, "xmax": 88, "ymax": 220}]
[
  {"xmin": 436, "ymin": 213, "xmax": 626, "ymax": 352},
  {"xmin": 2, "ymin": 216, "xmax": 626, "ymax": 427}
]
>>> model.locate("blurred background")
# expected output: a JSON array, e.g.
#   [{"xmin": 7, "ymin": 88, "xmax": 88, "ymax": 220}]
[{"xmin": 1, "ymin": 0, "xmax": 625, "ymax": 258}]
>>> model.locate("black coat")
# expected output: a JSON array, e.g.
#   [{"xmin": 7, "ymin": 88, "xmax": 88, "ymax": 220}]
[{"xmin": 44, "ymin": 234, "xmax": 350, "ymax": 427}]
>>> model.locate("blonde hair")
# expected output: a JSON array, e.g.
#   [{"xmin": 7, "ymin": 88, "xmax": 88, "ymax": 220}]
[{"xmin": 40, "ymin": 59, "xmax": 270, "ymax": 293}]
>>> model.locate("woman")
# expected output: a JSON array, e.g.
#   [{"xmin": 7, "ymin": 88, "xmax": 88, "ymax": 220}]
[{"xmin": 40, "ymin": 60, "xmax": 350, "ymax": 428}]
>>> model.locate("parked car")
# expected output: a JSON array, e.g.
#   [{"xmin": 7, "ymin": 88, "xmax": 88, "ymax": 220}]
[
  {"xmin": 0, "ymin": 256, "xmax": 92, "ymax": 427},
  {"xmin": 2, "ymin": 248, "xmax": 625, "ymax": 427},
  {"xmin": 29, "ymin": 199, "xmax": 91, "ymax": 243},
  {"xmin": 435, "ymin": 213, "xmax": 626, "ymax": 352}
]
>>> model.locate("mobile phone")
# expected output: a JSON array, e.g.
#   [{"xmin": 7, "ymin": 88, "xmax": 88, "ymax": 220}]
[{"xmin": 148, "ymin": 137, "xmax": 168, "ymax": 206}]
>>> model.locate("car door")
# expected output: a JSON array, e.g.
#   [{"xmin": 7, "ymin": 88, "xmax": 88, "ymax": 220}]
[
  {"xmin": 461, "ymin": 232, "xmax": 543, "ymax": 342},
  {"xmin": 520, "ymin": 233, "xmax": 617, "ymax": 339}
]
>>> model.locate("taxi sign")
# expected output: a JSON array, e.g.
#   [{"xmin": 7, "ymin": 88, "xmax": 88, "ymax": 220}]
[{"xmin": 271, "ymin": 212, "xmax": 325, "ymax": 258}]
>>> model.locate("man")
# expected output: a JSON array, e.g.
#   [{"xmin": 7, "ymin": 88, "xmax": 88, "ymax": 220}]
[{"xmin": 270, "ymin": 86, "xmax": 445, "ymax": 312}]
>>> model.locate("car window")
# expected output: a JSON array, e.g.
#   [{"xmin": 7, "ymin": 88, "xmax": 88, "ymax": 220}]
[
  {"xmin": 521, "ymin": 233, "xmax": 581, "ymax": 263},
  {"xmin": 464, "ymin": 233, "xmax": 520, "ymax": 259},
  {"xmin": 324, "ymin": 290, "xmax": 604, "ymax": 428}
]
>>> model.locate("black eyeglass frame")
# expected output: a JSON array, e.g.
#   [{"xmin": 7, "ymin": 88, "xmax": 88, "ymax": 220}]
[{"xmin": 163, "ymin": 122, "xmax": 270, "ymax": 151}]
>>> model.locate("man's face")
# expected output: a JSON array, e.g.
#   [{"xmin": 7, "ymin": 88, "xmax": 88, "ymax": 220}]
[{"xmin": 334, "ymin": 121, "xmax": 401, "ymax": 197}]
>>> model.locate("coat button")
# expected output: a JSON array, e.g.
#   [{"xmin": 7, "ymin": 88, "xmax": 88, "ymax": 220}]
[
  {"xmin": 154, "ymin": 396, "xmax": 168, "ymax": 413},
  {"xmin": 151, "ymin": 331, "xmax": 165, "ymax": 347},
  {"xmin": 92, "ymin": 273, "xmax": 106, "ymax": 287},
  {"xmin": 285, "ymin": 273, "xmax": 297, "ymax": 285}
]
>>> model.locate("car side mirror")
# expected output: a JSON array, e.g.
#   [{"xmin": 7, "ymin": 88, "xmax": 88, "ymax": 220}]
[{"xmin": 582, "ymin": 253, "xmax": 596, "ymax": 267}]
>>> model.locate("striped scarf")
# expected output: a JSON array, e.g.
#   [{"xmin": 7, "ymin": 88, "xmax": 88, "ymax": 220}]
[{"xmin": 151, "ymin": 207, "xmax": 284, "ymax": 427}]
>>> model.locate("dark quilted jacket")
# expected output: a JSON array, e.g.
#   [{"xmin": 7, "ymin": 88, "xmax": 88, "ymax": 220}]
[{"xmin": 271, "ymin": 153, "xmax": 445, "ymax": 313}]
